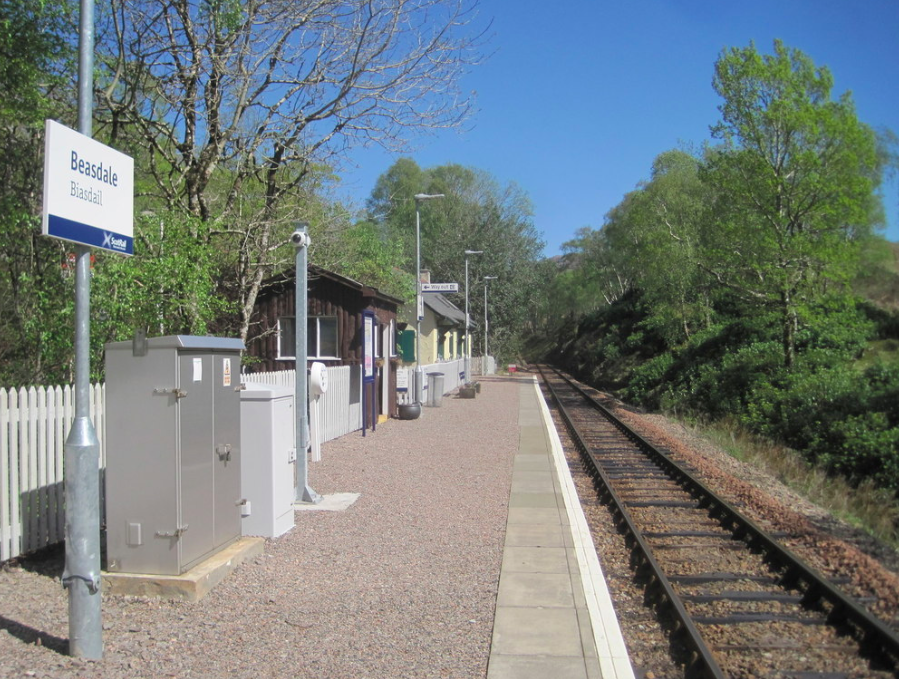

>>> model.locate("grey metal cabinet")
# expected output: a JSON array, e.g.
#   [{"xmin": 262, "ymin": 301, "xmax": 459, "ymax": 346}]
[{"xmin": 105, "ymin": 335, "xmax": 244, "ymax": 575}]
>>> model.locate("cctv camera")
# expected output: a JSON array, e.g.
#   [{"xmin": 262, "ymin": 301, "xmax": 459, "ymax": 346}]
[{"xmin": 291, "ymin": 230, "xmax": 309, "ymax": 248}]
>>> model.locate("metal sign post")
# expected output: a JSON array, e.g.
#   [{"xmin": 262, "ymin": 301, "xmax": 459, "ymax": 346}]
[
  {"xmin": 463, "ymin": 250, "xmax": 482, "ymax": 383},
  {"xmin": 484, "ymin": 276, "xmax": 497, "ymax": 369},
  {"xmin": 46, "ymin": 0, "xmax": 132, "ymax": 659},
  {"xmin": 413, "ymin": 193, "xmax": 444, "ymax": 406}
]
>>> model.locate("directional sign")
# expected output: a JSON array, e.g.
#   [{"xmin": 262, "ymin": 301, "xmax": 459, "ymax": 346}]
[
  {"xmin": 421, "ymin": 282, "xmax": 459, "ymax": 293},
  {"xmin": 42, "ymin": 119, "xmax": 134, "ymax": 255}
]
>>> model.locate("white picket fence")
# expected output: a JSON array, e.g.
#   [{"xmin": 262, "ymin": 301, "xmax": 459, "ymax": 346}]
[
  {"xmin": 241, "ymin": 366, "xmax": 362, "ymax": 444},
  {"xmin": 471, "ymin": 355, "xmax": 496, "ymax": 377},
  {"xmin": 0, "ymin": 384, "xmax": 106, "ymax": 562},
  {"xmin": 396, "ymin": 359, "xmax": 466, "ymax": 405}
]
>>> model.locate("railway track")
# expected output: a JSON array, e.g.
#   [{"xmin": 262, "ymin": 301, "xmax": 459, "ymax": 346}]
[{"xmin": 537, "ymin": 366, "xmax": 899, "ymax": 679}]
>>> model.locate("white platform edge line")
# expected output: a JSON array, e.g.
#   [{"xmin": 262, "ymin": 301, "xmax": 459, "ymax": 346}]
[{"xmin": 532, "ymin": 377, "xmax": 636, "ymax": 679}]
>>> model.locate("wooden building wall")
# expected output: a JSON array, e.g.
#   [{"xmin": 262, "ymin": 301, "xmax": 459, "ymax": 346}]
[{"xmin": 244, "ymin": 271, "xmax": 401, "ymax": 418}]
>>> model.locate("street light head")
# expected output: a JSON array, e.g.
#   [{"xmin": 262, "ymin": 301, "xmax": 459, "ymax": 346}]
[
  {"xmin": 414, "ymin": 193, "xmax": 445, "ymax": 201},
  {"xmin": 484, "ymin": 275, "xmax": 497, "ymax": 281},
  {"xmin": 464, "ymin": 249, "xmax": 483, "ymax": 255}
]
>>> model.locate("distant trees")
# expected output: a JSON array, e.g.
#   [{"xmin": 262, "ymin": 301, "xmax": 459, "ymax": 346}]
[
  {"xmin": 363, "ymin": 158, "xmax": 544, "ymax": 361},
  {"xmin": 600, "ymin": 150, "xmax": 713, "ymax": 346}
]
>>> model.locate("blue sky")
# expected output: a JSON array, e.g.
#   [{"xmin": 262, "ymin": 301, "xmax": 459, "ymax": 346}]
[{"xmin": 339, "ymin": 0, "xmax": 899, "ymax": 257}]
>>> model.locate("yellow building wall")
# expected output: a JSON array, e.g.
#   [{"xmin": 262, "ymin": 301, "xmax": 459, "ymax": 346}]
[{"xmin": 410, "ymin": 308, "xmax": 462, "ymax": 365}]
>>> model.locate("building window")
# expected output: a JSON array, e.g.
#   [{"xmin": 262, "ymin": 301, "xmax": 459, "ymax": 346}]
[
  {"xmin": 308, "ymin": 316, "xmax": 339, "ymax": 359},
  {"xmin": 277, "ymin": 316, "xmax": 339, "ymax": 360},
  {"xmin": 388, "ymin": 320, "xmax": 397, "ymax": 358}
]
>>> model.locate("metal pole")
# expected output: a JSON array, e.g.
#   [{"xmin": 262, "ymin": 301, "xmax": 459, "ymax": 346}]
[
  {"xmin": 483, "ymin": 276, "xmax": 496, "ymax": 374},
  {"xmin": 293, "ymin": 224, "xmax": 320, "ymax": 504},
  {"xmin": 415, "ymin": 204, "xmax": 423, "ymax": 405},
  {"xmin": 465, "ymin": 257, "xmax": 469, "ymax": 383},
  {"xmin": 63, "ymin": 0, "xmax": 102, "ymax": 658},
  {"xmin": 463, "ymin": 250, "xmax": 482, "ymax": 383},
  {"xmin": 412, "ymin": 194, "xmax": 444, "ymax": 403}
]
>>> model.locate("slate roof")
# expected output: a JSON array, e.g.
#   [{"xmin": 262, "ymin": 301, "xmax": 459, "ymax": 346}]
[{"xmin": 423, "ymin": 293, "xmax": 473, "ymax": 328}]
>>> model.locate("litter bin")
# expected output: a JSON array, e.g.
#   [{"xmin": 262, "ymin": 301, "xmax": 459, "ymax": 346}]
[{"xmin": 427, "ymin": 372, "xmax": 445, "ymax": 407}]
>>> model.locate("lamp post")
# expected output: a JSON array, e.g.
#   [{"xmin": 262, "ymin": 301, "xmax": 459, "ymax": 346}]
[
  {"xmin": 463, "ymin": 250, "xmax": 483, "ymax": 383},
  {"xmin": 414, "ymin": 193, "xmax": 444, "ymax": 405},
  {"xmin": 483, "ymin": 276, "xmax": 497, "ymax": 375}
]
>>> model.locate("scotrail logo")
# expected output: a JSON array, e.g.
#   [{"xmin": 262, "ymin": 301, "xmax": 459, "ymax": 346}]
[{"xmin": 102, "ymin": 231, "xmax": 128, "ymax": 252}]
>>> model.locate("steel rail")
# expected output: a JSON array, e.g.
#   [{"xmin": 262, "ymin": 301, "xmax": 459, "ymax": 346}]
[
  {"xmin": 539, "ymin": 366, "xmax": 727, "ymax": 679},
  {"xmin": 539, "ymin": 366, "xmax": 899, "ymax": 676}
]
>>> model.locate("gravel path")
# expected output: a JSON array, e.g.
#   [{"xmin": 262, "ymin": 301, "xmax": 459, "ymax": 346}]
[{"xmin": 0, "ymin": 377, "xmax": 522, "ymax": 679}]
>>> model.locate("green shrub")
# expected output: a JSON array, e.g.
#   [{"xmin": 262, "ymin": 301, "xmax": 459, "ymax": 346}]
[
  {"xmin": 742, "ymin": 363, "xmax": 899, "ymax": 493},
  {"xmin": 626, "ymin": 352, "xmax": 674, "ymax": 407}
]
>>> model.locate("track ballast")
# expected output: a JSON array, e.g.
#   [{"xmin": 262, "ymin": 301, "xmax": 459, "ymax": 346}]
[{"xmin": 538, "ymin": 366, "xmax": 899, "ymax": 679}]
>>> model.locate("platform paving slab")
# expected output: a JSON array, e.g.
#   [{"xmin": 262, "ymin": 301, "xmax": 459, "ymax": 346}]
[
  {"xmin": 502, "ymin": 545, "xmax": 570, "ymax": 574},
  {"xmin": 491, "ymin": 606, "xmax": 585, "ymax": 657},
  {"xmin": 503, "ymin": 522, "xmax": 568, "ymax": 549},
  {"xmin": 488, "ymin": 655, "xmax": 597, "ymax": 679},
  {"xmin": 486, "ymin": 378, "xmax": 634, "ymax": 679},
  {"xmin": 496, "ymin": 571, "xmax": 576, "ymax": 608},
  {"xmin": 509, "ymin": 491, "xmax": 559, "ymax": 508}
]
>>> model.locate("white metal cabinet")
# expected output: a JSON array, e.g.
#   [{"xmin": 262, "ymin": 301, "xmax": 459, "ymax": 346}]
[{"xmin": 240, "ymin": 384, "xmax": 296, "ymax": 538}]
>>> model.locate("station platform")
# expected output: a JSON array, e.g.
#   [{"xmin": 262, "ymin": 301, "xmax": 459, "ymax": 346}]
[
  {"xmin": 486, "ymin": 379, "xmax": 634, "ymax": 679},
  {"xmin": 0, "ymin": 373, "xmax": 636, "ymax": 679}
]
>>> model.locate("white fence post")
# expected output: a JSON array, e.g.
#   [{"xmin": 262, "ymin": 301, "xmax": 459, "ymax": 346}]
[{"xmin": 0, "ymin": 388, "xmax": 11, "ymax": 562}]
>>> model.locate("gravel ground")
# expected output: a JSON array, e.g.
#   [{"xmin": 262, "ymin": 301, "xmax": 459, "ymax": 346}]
[{"xmin": 0, "ymin": 377, "xmax": 522, "ymax": 679}]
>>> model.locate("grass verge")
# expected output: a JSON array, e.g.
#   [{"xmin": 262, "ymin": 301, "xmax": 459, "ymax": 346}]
[{"xmin": 699, "ymin": 419, "xmax": 899, "ymax": 550}]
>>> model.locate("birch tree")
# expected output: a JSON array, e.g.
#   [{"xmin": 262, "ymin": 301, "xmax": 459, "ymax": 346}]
[
  {"xmin": 703, "ymin": 40, "xmax": 881, "ymax": 367},
  {"xmin": 95, "ymin": 0, "xmax": 485, "ymax": 339}
]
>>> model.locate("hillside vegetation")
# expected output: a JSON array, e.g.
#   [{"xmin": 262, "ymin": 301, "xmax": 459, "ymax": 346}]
[{"xmin": 530, "ymin": 42, "xmax": 899, "ymax": 500}]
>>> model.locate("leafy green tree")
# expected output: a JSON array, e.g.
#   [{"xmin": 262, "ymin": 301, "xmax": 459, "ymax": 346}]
[
  {"xmin": 0, "ymin": 0, "xmax": 76, "ymax": 385},
  {"xmin": 0, "ymin": 0, "xmax": 71, "ymax": 118},
  {"xmin": 635, "ymin": 151, "xmax": 713, "ymax": 343},
  {"xmin": 563, "ymin": 226, "xmax": 634, "ymax": 307},
  {"xmin": 89, "ymin": 212, "xmax": 230, "ymax": 377},
  {"xmin": 366, "ymin": 159, "xmax": 544, "ymax": 362},
  {"xmin": 325, "ymin": 219, "xmax": 414, "ymax": 302},
  {"xmin": 703, "ymin": 40, "xmax": 882, "ymax": 367},
  {"xmin": 589, "ymin": 150, "xmax": 714, "ymax": 347}
]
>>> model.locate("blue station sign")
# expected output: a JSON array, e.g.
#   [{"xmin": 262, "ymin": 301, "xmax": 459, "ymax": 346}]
[{"xmin": 42, "ymin": 120, "xmax": 134, "ymax": 255}]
